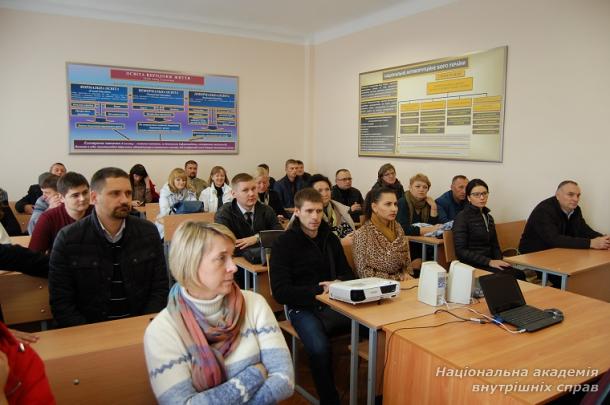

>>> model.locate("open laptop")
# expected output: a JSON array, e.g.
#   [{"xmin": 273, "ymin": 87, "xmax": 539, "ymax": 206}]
[{"xmin": 478, "ymin": 273, "xmax": 563, "ymax": 332}]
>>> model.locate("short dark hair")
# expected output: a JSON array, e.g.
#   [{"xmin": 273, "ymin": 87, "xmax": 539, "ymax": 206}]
[
  {"xmin": 452, "ymin": 175, "xmax": 467, "ymax": 184},
  {"xmin": 556, "ymin": 180, "xmax": 578, "ymax": 191},
  {"xmin": 184, "ymin": 160, "xmax": 197, "ymax": 167},
  {"xmin": 57, "ymin": 172, "xmax": 89, "ymax": 196},
  {"xmin": 231, "ymin": 173, "xmax": 254, "ymax": 188},
  {"xmin": 294, "ymin": 188, "xmax": 322, "ymax": 209},
  {"xmin": 285, "ymin": 159, "xmax": 298, "ymax": 169},
  {"xmin": 307, "ymin": 174, "xmax": 331, "ymax": 189},
  {"xmin": 40, "ymin": 174, "xmax": 59, "ymax": 190},
  {"xmin": 38, "ymin": 172, "xmax": 52, "ymax": 187},
  {"xmin": 295, "ymin": 160, "xmax": 304, "ymax": 165},
  {"xmin": 466, "ymin": 178, "xmax": 489, "ymax": 196},
  {"xmin": 363, "ymin": 187, "xmax": 396, "ymax": 220},
  {"xmin": 258, "ymin": 163, "xmax": 270, "ymax": 171},
  {"xmin": 91, "ymin": 167, "xmax": 129, "ymax": 192},
  {"xmin": 49, "ymin": 162, "xmax": 65, "ymax": 171}
]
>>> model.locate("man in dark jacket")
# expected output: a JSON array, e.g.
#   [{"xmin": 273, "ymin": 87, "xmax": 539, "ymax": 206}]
[
  {"xmin": 215, "ymin": 173, "xmax": 282, "ymax": 253},
  {"xmin": 519, "ymin": 180, "xmax": 609, "ymax": 253},
  {"xmin": 273, "ymin": 159, "xmax": 304, "ymax": 209},
  {"xmin": 435, "ymin": 175, "xmax": 468, "ymax": 223},
  {"xmin": 270, "ymin": 188, "xmax": 355, "ymax": 405},
  {"xmin": 331, "ymin": 168, "xmax": 363, "ymax": 223},
  {"xmin": 49, "ymin": 167, "xmax": 168, "ymax": 328}
]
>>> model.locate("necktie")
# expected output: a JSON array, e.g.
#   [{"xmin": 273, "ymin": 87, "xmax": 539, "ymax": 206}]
[{"xmin": 245, "ymin": 212, "xmax": 253, "ymax": 229}]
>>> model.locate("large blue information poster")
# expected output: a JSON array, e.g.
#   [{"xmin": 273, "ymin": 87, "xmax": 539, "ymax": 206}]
[{"xmin": 67, "ymin": 63, "xmax": 238, "ymax": 154}]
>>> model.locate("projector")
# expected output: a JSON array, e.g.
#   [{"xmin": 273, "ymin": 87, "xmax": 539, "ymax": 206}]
[{"xmin": 329, "ymin": 277, "xmax": 400, "ymax": 304}]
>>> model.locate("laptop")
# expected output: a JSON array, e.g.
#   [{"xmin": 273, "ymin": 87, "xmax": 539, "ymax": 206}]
[{"xmin": 478, "ymin": 273, "xmax": 563, "ymax": 332}]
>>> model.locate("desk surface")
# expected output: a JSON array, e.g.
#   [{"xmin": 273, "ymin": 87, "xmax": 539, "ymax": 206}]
[
  {"xmin": 234, "ymin": 256, "xmax": 268, "ymax": 274},
  {"xmin": 383, "ymin": 287, "xmax": 610, "ymax": 404},
  {"xmin": 505, "ymin": 248, "xmax": 610, "ymax": 276},
  {"xmin": 9, "ymin": 235, "xmax": 30, "ymax": 248}
]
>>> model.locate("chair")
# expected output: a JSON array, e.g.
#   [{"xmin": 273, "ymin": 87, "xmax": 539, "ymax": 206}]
[
  {"xmin": 0, "ymin": 272, "xmax": 52, "ymax": 328},
  {"xmin": 495, "ymin": 220, "xmax": 526, "ymax": 256},
  {"xmin": 144, "ymin": 203, "xmax": 160, "ymax": 222},
  {"xmin": 340, "ymin": 236, "xmax": 355, "ymax": 270},
  {"xmin": 443, "ymin": 230, "xmax": 457, "ymax": 263},
  {"xmin": 163, "ymin": 212, "xmax": 215, "ymax": 242},
  {"xmin": 8, "ymin": 201, "xmax": 31, "ymax": 234}
]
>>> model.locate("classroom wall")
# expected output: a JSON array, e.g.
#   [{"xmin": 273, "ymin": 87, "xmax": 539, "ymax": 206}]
[
  {"xmin": 311, "ymin": 0, "xmax": 610, "ymax": 231},
  {"xmin": 0, "ymin": 8, "xmax": 307, "ymax": 198}
]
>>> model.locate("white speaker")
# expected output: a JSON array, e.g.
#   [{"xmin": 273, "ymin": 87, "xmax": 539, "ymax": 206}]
[
  {"xmin": 447, "ymin": 261, "xmax": 475, "ymax": 304},
  {"xmin": 417, "ymin": 261, "xmax": 447, "ymax": 306}
]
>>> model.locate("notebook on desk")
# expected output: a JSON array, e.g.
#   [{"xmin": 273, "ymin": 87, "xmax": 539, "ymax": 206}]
[{"xmin": 479, "ymin": 273, "xmax": 563, "ymax": 332}]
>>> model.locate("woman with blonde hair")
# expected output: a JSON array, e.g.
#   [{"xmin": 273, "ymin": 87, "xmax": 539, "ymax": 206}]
[
  {"xmin": 199, "ymin": 166, "xmax": 232, "ymax": 212},
  {"xmin": 144, "ymin": 221, "xmax": 294, "ymax": 404},
  {"xmin": 156, "ymin": 168, "xmax": 197, "ymax": 238}
]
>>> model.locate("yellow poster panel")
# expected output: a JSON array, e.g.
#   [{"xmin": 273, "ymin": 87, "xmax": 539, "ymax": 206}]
[{"xmin": 359, "ymin": 46, "xmax": 507, "ymax": 162}]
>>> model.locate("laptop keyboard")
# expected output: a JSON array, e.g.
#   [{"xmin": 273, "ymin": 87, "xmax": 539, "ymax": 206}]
[{"xmin": 501, "ymin": 305, "xmax": 550, "ymax": 325}]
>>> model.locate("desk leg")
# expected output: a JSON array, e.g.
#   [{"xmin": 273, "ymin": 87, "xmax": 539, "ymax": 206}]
[
  {"xmin": 244, "ymin": 269, "xmax": 250, "ymax": 290},
  {"xmin": 541, "ymin": 271, "xmax": 548, "ymax": 287},
  {"xmin": 350, "ymin": 319, "xmax": 359, "ymax": 405},
  {"xmin": 367, "ymin": 328, "xmax": 378, "ymax": 405},
  {"xmin": 252, "ymin": 272, "xmax": 258, "ymax": 293},
  {"xmin": 422, "ymin": 244, "xmax": 427, "ymax": 261},
  {"xmin": 560, "ymin": 275, "xmax": 567, "ymax": 290},
  {"xmin": 433, "ymin": 245, "xmax": 438, "ymax": 261}
]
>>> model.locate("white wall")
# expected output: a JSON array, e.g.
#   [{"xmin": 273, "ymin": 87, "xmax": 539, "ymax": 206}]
[
  {"xmin": 311, "ymin": 0, "xmax": 610, "ymax": 231},
  {"xmin": 0, "ymin": 9, "xmax": 307, "ymax": 196}
]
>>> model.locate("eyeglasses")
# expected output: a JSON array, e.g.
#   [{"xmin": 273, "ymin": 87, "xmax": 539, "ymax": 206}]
[
  {"xmin": 470, "ymin": 191, "xmax": 489, "ymax": 198},
  {"xmin": 337, "ymin": 177, "xmax": 352, "ymax": 181}
]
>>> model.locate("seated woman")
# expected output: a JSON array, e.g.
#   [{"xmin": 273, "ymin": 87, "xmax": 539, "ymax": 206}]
[
  {"xmin": 157, "ymin": 168, "xmax": 197, "ymax": 238},
  {"xmin": 253, "ymin": 166, "xmax": 287, "ymax": 219},
  {"xmin": 200, "ymin": 166, "xmax": 232, "ymax": 213},
  {"xmin": 352, "ymin": 187, "xmax": 412, "ymax": 281},
  {"xmin": 453, "ymin": 179, "xmax": 524, "ymax": 279},
  {"xmin": 397, "ymin": 173, "xmax": 441, "ymax": 268},
  {"xmin": 309, "ymin": 174, "xmax": 355, "ymax": 238},
  {"xmin": 144, "ymin": 221, "xmax": 294, "ymax": 404},
  {"xmin": 129, "ymin": 164, "xmax": 159, "ymax": 206},
  {"xmin": 371, "ymin": 163, "xmax": 405, "ymax": 200}
]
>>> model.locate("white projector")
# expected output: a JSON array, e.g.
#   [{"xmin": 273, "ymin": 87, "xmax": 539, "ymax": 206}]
[{"xmin": 329, "ymin": 277, "xmax": 400, "ymax": 304}]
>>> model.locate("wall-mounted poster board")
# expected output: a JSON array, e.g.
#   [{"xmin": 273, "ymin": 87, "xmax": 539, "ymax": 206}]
[
  {"xmin": 359, "ymin": 46, "xmax": 507, "ymax": 162},
  {"xmin": 67, "ymin": 63, "xmax": 238, "ymax": 154}
]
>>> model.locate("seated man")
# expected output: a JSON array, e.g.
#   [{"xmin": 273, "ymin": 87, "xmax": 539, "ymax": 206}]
[
  {"xmin": 435, "ymin": 175, "xmax": 468, "ymax": 223},
  {"xmin": 331, "ymin": 168, "xmax": 363, "ymax": 223},
  {"xmin": 270, "ymin": 188, "xmax": 355, "ymax": 405},
  {"xmin": 184, "ymin": 159, "xmax": 207, "ymax": 198},
  {"xmin": 519, "ymin": 180, "xmax": 609, "ymax": 253},
  {"xmin": 15, "ymin": 163, "xmax": 66, "ymax": 214},
  {"xmin": 29, "ymin": 172, "xmax": 93, "ymax": 253},
  {"xmin": 215, "ymin": 173, "xmax": 283, "ymax": 254},
  {"xmin": 28, "ymin": 174, "xmax": 61, "ymax": 235},
  {"xmin": 296, "ymin": 159, "xmax": 311, "ymax": 182},
  {"xmin": 49, "ymin": 167, "xmax": 168, "ymax": 327},
  {"xmin": 258, "ymin": 163, "xmax": 276, "ymax": 189},
  {"xmin": 273, "ymin": 159, "xmax": 304, "ymax": 210}
]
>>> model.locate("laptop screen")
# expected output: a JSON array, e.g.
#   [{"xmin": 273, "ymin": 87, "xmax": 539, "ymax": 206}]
[{"xmin": 479, "ymin": 273, "xmax": 526, "ymax": 314}]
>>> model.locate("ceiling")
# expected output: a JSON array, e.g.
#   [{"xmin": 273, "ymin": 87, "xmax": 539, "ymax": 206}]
[{"xmin": 0, "ymin": 0, "xmax": 456, "ymax": 44}]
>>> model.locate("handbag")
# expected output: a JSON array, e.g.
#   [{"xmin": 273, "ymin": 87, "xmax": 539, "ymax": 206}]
[{"xmin": 171, "ymin": 200, "xmax": 204, "ymax": 214}]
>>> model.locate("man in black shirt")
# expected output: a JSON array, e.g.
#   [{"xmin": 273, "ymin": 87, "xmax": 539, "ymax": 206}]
[{"xmin": 331, "ymin": 168, "xmax": 363, "ymax": 223}]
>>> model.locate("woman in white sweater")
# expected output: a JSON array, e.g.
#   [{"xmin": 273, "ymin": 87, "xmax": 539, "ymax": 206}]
[
  {"xmin": 156, "ymin": 168, "xmax": 197, "ymax": 238},
  {"xmin": 144, "ymin": 221, "xmax": 294, "ymax": 404},
  {"xmin": 199, "ymin": 166, "xmax": 233, "ymax": 212}
]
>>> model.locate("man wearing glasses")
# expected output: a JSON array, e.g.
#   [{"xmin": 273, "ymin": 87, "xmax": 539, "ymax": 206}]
[
  {"xmin": 331, "ymin": 169, "xmax": 364, "ymax": 223},
  {"xmin": 519, "ymin": 180, "xmax": 610, "ymax": 253}
]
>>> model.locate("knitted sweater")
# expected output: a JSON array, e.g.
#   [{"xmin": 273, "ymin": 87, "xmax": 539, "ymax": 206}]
[{"xmin": 144, "ymin": 289, "xmax": 294, "ymax": 404}]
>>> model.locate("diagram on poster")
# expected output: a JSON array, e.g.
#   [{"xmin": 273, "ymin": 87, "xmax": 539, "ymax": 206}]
[
  {"xmin": 67, "ymin": 63, "xmax": 238, "ymax": 154},
  {"xmin": 359, "ymin": 46, "xmax": 507, "ymax": 162}
]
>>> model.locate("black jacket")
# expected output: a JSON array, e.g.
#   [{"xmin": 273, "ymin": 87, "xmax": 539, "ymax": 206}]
[
  {"xmin": 331, "ymin": 186, "xmax": 364, "ymax": 222},
  {"xmin": 273, "ymin": 176, "xmax": 304, "ymax": 208},
  {"xmin": 270, "ymin": 219, "xmax": 355, "ymax": 310},
  {"xmin": 259, "ymin": 190, "xmax": 288, "ymax": 218},
  {"xmin": 519, "ymin": 196, "xmax": 601, "ymax": 253},
  {"xmin": 215, "ymin": 200, "xmax": 282, "ymax": 243},
  {"xmin": 15, "ymin": 184, "xmax": 42, "ymax": 213},
  {"xmin": 49, "ymin": 212, "xmax": 168, "ymax": 327},
  {"xmin": 1, "ymin": 205, "xmax": 23, "ymax": 236},
  {"xmin": 0, "ymin": 244, "xmax": 48, "ymax": 278},
  {"xmin": 453, "ymin": 203, "xmax": 502, "ymax": 268}
]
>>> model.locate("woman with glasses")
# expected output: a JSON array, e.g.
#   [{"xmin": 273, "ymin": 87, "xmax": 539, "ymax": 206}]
[
  {"xmin": 453, "ymin": 179, "xmax": 524, "ymax": 278},
  {"xmin": 371, "ymin": 163, "xmax": 405, "ymax": 200}
]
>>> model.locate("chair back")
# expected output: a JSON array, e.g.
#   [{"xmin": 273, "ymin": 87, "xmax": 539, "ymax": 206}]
[
  {"xmin": 443, "ymin": 230, "xmax": 457, "ymax": 263},
  {"xmin": 144, "ymin": 203, "xmax": 160, "ymax": 221},
  {"xmin": 495, "ymin": 220, "xmax": 526, "ymax": 256},
  {"xmin": 164, "ymin": 212, "xmax": 215, "ymax": 241},
  {"xmin": 341, "ymin": 236, "xmax": 355, "ymax": 271}
]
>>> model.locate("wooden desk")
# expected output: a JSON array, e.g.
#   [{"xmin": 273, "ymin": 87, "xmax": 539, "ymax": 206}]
[
  {"xmin": 0, "ymin": 270, "xmax": 51, "ymax": 326},
  {"xmin": 382, "ymin": 287, "xmax": 610, "ymax": 404},
  {"xmin": 35, "ymin": 315, "xmax": 155, "ymax": 404},
  {"xmin": 234, "ymin": 256, "xmax": 281, "ymax": 312},
  {"xmin": 505, "ymin": 248, "xmax": 610, "ymax": 301},
  {"xmin": 9, "ymin": 235, "xmax": 31, "ymax": 248},
  {"xmin": 407, "ymin": 235, "xmax": 443, "ymax": 261}
]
